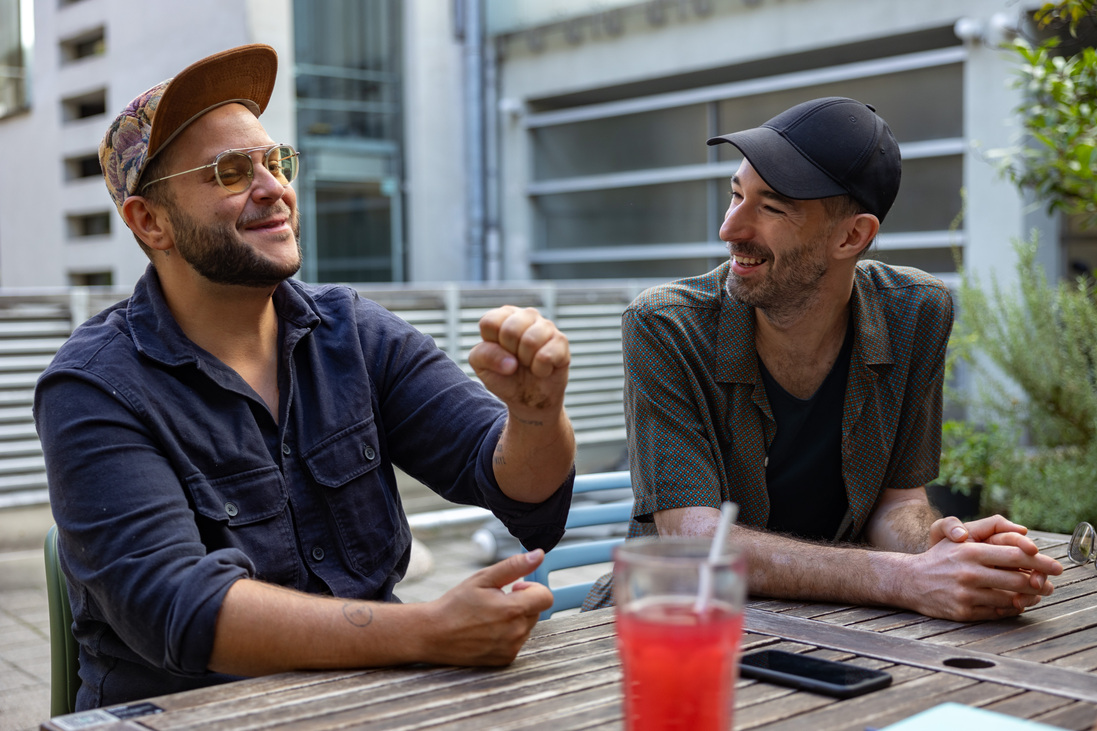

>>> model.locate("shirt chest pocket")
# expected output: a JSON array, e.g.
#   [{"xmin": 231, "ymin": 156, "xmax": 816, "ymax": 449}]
[
  {"xmin": 303, "ymin": 418, "xmax": 406, "ymax": 577},
  {"xmin": 184, "ymin": 467, "xmax": 301, "ymax": 586}
]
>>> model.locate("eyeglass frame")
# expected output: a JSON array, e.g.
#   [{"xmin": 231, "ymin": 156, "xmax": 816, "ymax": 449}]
[
  {"xmin": 139, "ymin": 143, "xmax": 300, "ymax": 194},
  {"xmin": 1067, "ymin": 521, "xmax": 1096, "ymax": 567}
]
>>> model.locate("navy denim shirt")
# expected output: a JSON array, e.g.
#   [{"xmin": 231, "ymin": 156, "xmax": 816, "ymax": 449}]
[{"xmin": 34, "ymin": 267, "xmax": 572, "ymax": 709}]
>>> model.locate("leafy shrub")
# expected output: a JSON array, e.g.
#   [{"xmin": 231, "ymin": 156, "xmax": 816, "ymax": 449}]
[{"xmin": 957, "ymin": 240, "xmax": 1097, "ymax": 530}]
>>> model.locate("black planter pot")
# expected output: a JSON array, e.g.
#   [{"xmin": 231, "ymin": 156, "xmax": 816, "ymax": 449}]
[{"xmin": 926, "ymin": 482, "xmax": 983, "ymax": 522}]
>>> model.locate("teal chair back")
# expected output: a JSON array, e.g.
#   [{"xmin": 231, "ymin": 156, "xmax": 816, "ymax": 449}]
[
  {"xmin": 527, "ymin": 471, "xmax": 632, "ymax": 619},
  {"xmin": 45, "ymin": 525, "xmax": 80, "ymax": 716}
]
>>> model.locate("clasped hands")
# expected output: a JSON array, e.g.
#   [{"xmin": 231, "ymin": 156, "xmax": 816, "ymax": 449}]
[{"xmin": 914, "ymin": 514, "xmax": 1064, "ymax": 621}]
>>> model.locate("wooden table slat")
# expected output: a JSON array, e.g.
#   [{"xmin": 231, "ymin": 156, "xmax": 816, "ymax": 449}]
[
  {"xmin": 744, "ymin": 607, "xmax": 1097, "ymax": 703},
  {"xmin": 746, "ymin": 668, "xmax": 979, "ymax": 731},
  {"xmin": 1032, "ymin": 701, "xmax": 1097, "ymax": 731}
]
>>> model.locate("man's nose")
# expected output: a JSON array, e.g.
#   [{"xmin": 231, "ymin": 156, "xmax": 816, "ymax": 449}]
[
  {"xmin": 719, "ymin": 203, "xmax": 750, "ymax": 243},
  {"xmin": 249, "ymin": 160, "xmax": 288, "ymax": 201}
]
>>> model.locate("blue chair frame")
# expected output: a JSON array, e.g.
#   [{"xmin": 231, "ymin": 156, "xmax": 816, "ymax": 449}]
[
  {"xmin": 45, "ymin": 525, "xmax": 80, "ymax": 716},
  {"xmin": 527, "ymin": 470, "xmax": 632, "ymax": 619}
]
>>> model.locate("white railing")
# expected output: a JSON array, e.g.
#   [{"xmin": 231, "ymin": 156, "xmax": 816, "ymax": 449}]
[{"xmin": 0, "ymin": 281, "xmax": 648, "ymax": 508}]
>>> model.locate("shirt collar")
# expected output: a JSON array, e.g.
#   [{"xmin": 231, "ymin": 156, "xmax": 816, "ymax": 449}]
[
  {"xmin": 711, "ymin": 260, "xmax": 894, "ymax": 384},
  {"xmin": 127, "ymin": 265, "xmax": 322, "ymax": 368},
  {"xmin": 849, "ymin": 263, "xmax": 893, "ymax": 369}
]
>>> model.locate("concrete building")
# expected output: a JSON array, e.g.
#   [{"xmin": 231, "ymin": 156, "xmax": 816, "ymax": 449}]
[
  {"xmin": 485, "ymin": 0, "xmax": 1096, "ymax": 287},
  {"xmin": 0, "ymin": 0, "xmax": 466, "ymax": 289},
  {"xmin": 1, "ymin": 0, "xmax": 1092, "ymax": 291},
  {"xmin": 0, "ymin": 0, "xmax": 1092, "ymax": 291}
]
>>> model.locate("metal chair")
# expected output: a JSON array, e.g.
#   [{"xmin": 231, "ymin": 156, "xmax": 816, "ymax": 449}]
[
  {"xmin": 44, "ymin": 525, "xmax": 80, "ymax": 716},
  {"xmin": 527, "ymin": 470, "xmax": 632, "ymax": 619}
]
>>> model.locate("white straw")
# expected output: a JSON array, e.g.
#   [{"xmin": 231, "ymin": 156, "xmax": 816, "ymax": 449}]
[{"xmin": 694, "ymin": 501, "xmax": 739, "ymax": 613}]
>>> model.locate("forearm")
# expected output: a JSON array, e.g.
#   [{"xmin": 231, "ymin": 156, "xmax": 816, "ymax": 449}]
[
  {"xmin": 492, "ymin": 409, "xmax": 575, "ymax": 503},
  {"xmin": 209, "ymin": 579, "xmax": 430, "ymax": 676},
  {"xmin": 655, "ymin": 508, "xmax": 911, "ymax": 608},
  {"xmin": 735, "ymin": 525, "xmax": 911, "ymax": 606},
  {"xmin": 210, "ymin": 552, "xmax": 551, "ymax": 676}
]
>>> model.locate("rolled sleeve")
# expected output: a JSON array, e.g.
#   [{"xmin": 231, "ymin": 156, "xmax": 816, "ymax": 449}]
[
  {"xmin": 37, "ymin": 373, "xmax": 253, "ymax": 685},
  {"xmin": 472, "ymin": 418, "xmax": 573, "ymax": 551}
]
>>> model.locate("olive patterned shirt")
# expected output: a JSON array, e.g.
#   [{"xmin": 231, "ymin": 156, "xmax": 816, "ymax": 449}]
[{"xmin": 582, "ymin": 259, "xmax": 953, "ymax": 610}]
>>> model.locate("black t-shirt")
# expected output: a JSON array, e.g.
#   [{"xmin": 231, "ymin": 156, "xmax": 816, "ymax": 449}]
[{"xmin": 759, "ymin": 326, "xmax": 854, "ymax": 542}]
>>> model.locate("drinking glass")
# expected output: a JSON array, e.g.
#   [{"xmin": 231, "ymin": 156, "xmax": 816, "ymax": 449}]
[{"xmin": 614, "ymin": 537, "xmax": 747, "ymax": 731}]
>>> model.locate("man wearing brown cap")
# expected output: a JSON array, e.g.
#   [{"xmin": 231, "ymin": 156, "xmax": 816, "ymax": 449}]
[
  {"xmin": 585, "ymin": 97, "xmax": 1061, "ymax": 620},
  {"xmin": 35, "ymin": 45, "xmax": 576, "ymax": 710}
]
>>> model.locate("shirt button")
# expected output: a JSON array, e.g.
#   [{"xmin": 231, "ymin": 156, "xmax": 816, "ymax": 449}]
[
  {"xmin": 225, "ymin": 502, "xmax": 239, "ymax": 518},
  {"xmin": 311, "ymin": 546, "xmax": 325, "ymax": 561},
  {"xmin": 363, "ymin": 445, "xmax": 376, "ymax": 461},
  {"xmin": 282, "ymin": 443, "xmax": 291, "ymax": 456}
]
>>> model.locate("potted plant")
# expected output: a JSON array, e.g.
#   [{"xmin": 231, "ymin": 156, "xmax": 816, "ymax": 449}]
[{"xmin": 928, "ymin": 419, "xmax": 1006, "ymax": 521}]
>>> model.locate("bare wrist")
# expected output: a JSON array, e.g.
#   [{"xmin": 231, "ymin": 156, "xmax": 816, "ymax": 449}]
[{"xmin": 876, "ymin": 550, "xmax": 920, "ymax": 611}]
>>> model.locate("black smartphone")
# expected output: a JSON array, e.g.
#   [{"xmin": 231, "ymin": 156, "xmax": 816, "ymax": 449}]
[{"xmin": 739, "ymin": 649, "xmax": 892, "ymax": 698}]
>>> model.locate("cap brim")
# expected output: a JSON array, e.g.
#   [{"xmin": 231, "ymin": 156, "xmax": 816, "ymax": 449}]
[
  {"xmin": 147, "ymin": 44, "xmax": 278, "ymax": 161},
  {"xmin": 707, "ymin": 128, "xmax": 848, "ymax": 201}
]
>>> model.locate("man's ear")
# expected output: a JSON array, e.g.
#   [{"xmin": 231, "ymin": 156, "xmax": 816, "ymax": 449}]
[
  {"xmin": 834, "ymin": 213, "xmax": 880, "ymax": 260},
  {"xmin": 121, "ymin": 196, "xmax": 172, "ymax": 251}
]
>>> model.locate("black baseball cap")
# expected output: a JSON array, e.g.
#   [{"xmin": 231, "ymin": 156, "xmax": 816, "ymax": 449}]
[{"xmin": 707, "ymin": 97, "xmax": 901, "ymax": 222}]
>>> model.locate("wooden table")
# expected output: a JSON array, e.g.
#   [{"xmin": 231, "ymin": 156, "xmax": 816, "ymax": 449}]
[{"xmin": 42, "ymin": 531, "xmax": 1097, "ymax": 731}]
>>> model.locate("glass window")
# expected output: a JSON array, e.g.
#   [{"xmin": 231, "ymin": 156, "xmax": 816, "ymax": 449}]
[
  {"xmin": 1063, "ymin": 213, "xmax": 1097, "ymax": 277},
  {"xmin": 314, "ymin": 181, "xmax": 393, "ymax": 283},
  {"xmin": 535, "ymin": 181, "xmax": 708, "ymax": 251},
  {"xmin": 536, "ymin": 258, "xmax": 714, "ymax": 281},
  {"xmin": 532, "ymin": 104, "xmax": 708, "ymax": 179},
  {"xmin": 871, "ymin": 247, "xmax": 960, "ymax": 274},
  {"xmin": 294, "ymin": 0, "xmax": 404, "ymax": 283},
  {"xmin": 60, "ymin": 27, "xmax": 105, "ymax": 64},
  {"xmin": 64, "ymin": 153, "xmax": 102, "ymax": 181},
  {"xmin": 730, "ymin": 63, "xmax": 963, "ymax": 142},
  {"xmin": 61, "ymin": 89, "xmax": 107, "ymax": 122},
  {"xmin": 527, "ymin": 51, "xmax": 965, "ymax": 281},
  {"xmin": 714, "ymin": 63, "xmax": 964, "ymax": 162},
  {"xmin": 0, "ymin": 0, "xmax": 29, "ymax": 119},
  {"xmin": 69, "ymin": 271, "xmax": 113, "ymax": 286},
  {"xmin": 66, "ymin": 212, "xmax": 111, "ymax": 238},
  {"xmin": 880, "ymin": 155, "xmax": 963, "ymax": 234},
  {"xmin": 294, "ymin": 0, "xmax": 400, "ymax": 142}
]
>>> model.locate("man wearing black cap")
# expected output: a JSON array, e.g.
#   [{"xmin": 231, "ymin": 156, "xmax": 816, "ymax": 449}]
[
  {"xmin": 35, "ymin": 45, "xmax": 575, "ymax": 710},
  {"xmin": 585, "ymin": 97, "xmax": 1061, "ymax": 621}
]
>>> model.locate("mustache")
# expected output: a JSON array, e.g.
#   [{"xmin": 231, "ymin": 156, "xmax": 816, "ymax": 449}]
[
  {"xmin": 726, "ymin": 240, "xmax": 771, "ymax": 260},
  {"xmin": 237, "ymin": 203, "xmax": 294, "ymax": 228}
]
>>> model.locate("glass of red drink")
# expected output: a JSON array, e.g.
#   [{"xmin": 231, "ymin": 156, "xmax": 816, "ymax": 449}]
[{"xmin": 613, "ymin": 537, "xmax": 746, "ymax": 731}]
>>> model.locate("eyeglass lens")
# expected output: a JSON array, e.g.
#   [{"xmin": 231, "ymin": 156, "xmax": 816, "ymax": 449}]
[
  {"xmin": 215, "ymin": 145, "xmax": 298, "ymax": 193},
  {"xmin": 1067, "ymin": 521, "xmax": 1096, "ymax": 566}
]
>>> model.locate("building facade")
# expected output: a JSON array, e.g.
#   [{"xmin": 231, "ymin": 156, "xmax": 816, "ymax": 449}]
[
  {"xmin": 0, "ymin": 0, "xmax": 1091, "ymax": 291},
  {"xmin": 0, "ymin": 0, "xmax": 464, "ymax": 289},
  {"xmin": 484, "ymin": 0, "xmax": 1093, "ymax": 286}
]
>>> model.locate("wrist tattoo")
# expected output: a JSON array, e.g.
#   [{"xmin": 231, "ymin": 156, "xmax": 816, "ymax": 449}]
[
  {"xmin": 513, "ymin": 416, "xmax": 545, "ymax": 426},
  {"xmin": 342, "ymin": 603, "xmax": 374, "ymax": 628}
]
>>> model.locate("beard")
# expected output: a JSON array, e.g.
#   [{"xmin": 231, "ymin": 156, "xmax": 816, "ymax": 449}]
[
  {"xmin": 725, "ymin": 235, "xmax": 829, "ymax": 323},
  {"xmin": 167, "ymin": 201, "xmax": 302, "ymax": 288}
]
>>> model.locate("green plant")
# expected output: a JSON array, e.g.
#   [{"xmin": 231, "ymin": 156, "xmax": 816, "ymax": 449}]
[
  {"xmin": 955, "ymin": 0, "xmax": 1097, "ymax": 531},
  {"xmin": 958, "ymin": 239, "xmax": 1097, "ymax": 448},
  {"xmin": 956, "ymin": 240, "xmax": 1097, "ymax": 530},
  {"xmin": 938, "ymin": 419, "xmax": 1008, "ymax": 497},
  {"xmin": 993, "ymin": 1, "xmax": 1097, "ymax": 227},
  {"xmin": 995, "ymin": 446, "xmax": 1097, "ymax": 533}
]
